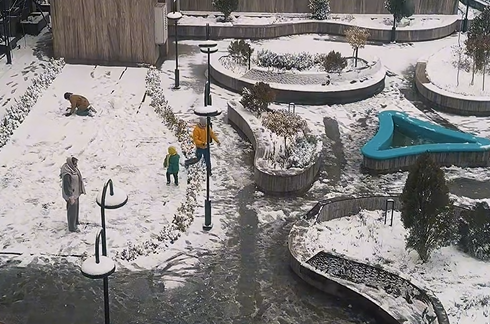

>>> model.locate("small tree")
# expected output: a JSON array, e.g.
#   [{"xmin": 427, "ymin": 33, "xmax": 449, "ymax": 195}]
[
  {"xmin": 309, "ymin": 0, "xmax": 330, "ymax": 20},
  {"xmin": 321, "ymin": 50, "xmax": 347, "ymax": 73},
  {"xmin": 385, "ymin": 0, "xmax": 415, "ymax": 42},
  {"xmin": 228, "ymin": 40, "xmax": 254, "ymax": 66},
  {"xmin": 345, "ymin": 26, "xmax": 371, "ymax": 67},
  {"xmin": 458, "ymin": 202, "xmax": 490, "ymax": 260},
  {"xmin": 262, "ymin": 110, "xmax": 308, "ymax": 157},
  {"xmin": 212, "ymin": 0, "xmax": 239, "ymax": 22},
  {"xmin": 465, "ymin": 6, "xmax": 490, "ymax": 90},
  {"xmin": 400, "ymin": 153, "xmax": 455, "ymax": 262},
  {"xmin": 240, "ymin": 82, "xmax": 276, "ymax": 116}
]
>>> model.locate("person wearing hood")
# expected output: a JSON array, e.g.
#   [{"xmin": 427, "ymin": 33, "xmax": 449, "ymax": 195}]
[
  {"xmin": 63, "ymin": 92, "xmax": 97, "ymax": 117},
  {"xmin": 60, "ymin": 156, "xmax": 86, "ymax": 232},
  {"xmin": 187, "ymin": 117, "xmax": 220, "ymax": 174},
  {"xmin": 164, "ymin": 146, "xmax": 180, "ymax": 185}
]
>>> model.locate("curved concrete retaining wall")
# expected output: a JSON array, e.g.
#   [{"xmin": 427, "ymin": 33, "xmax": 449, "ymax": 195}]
[
  {"xmin": 212, "ymin": 57, "xmax": 386, "ymax": 105},
  {"xmin": 227, "ymin": 100, "xmax": 322, "ymax": 195},
  {"xmin": 170, "ymin": 19, "xmax": 460, "ymax": 43},
  {"xmin": 288, "ymin": 195, "xmax": 453, "ymax": 324},
  {"xmin": 415, "ymin": 61, "xmax": 490, "ymax": 116}
]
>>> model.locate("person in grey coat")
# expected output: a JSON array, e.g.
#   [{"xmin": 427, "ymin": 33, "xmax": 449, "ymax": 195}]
[{"xmin": 60, "ymin": 156, "xmax": 86, "ymax": 232}]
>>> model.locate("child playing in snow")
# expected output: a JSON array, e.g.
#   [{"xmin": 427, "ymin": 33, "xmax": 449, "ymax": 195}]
[{"xmin": 164, "ymin": 146, "xmax": 180, "ymax": 186}]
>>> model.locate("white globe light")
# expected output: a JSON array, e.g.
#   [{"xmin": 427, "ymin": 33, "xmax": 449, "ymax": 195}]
[{"xmin": 96, "ymin": 185, "xmax": 128, "ymax": 209}]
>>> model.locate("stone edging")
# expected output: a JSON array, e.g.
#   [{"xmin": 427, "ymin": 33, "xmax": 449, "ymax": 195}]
[
  {"xmin": 415, "ymin": 60, "xmax": 490, "ymax": 116},
  {"xmin": 170, "ymin": 18, "xmax": 462, "ymax": 43},
  {"xmin": 212, "ymin": 55, "xmax": 386, "ymax": 105},
  {"xmin": 227, "ymin": 100, "xmax": 322, "ymax": 195},
  {"xmin": 288, "ymin": 195, "xmax": 452, "ymax": 324}
]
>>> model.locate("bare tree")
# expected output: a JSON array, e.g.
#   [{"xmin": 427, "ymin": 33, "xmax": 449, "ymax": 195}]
[
  {"xmin": 345, "ymin": 26, "xmax": 370, "ymax": 67},
  {"xmin": 261, "ymin": 110, "xmax": 308, "ymax": 157}
]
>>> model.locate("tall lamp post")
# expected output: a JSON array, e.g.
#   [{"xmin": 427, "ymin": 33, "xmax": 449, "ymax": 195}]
[
  {"xmin": 80, "ymin": 179, "xmax": 128, "ymax": 324},
  {"xmin": 1, "ymin": 0, "xmax": 12, "ymax": 64},
  {"xmin": 194, "ymin": 105, "xmax": 222, "ymax": 230},
  {"xmin": 198, "ymin": 37, "xmax": 218, "ymax": 106},
  {"xmin": 462, "ymin": 1, "xmax": 470, "ymax": 33},
  {"xmin": 167, "ymin": 1, "xmax": 182, "ymax": 89}
]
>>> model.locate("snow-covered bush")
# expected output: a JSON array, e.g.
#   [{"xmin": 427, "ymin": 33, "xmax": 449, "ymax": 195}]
[
  {"xmin": 117, "ymin": 68, "xmax": 205, "ymax": 262},
  {"xmin": 309, "ymin": 0, "xmax": 330, "ymax": 20},
  {"xmin": 0, "ymin": 58, "xmax": 65, "ymax": 148},
  {"xmin": 240, "ymin": 82, "xmax": 275, "ymax": 116},
  {"xmin": 285, "ymin": 135, "xmax": 318, "ymax": 169},
  {"xmin": 255, "ymin": 49, "xmax": 317, "ymax": 71},
  {"xmin": 212, "ymin": 0, "xmax": 239, "ymax": 22},
  {"xmin": 458, "ymin": 202, "xmax": 490, "ymax": 260},
  {"xmin": 320, "ymin": 50, "xmax": 347, "ymax": 73},
  {"xmin": 228, "ymin": 40, "xmax": 254, "ymax": 65}
]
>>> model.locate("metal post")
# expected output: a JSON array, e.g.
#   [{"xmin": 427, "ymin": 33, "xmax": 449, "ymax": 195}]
[
  {"xmin": 248, "ymin": 47, "xmax": 251, "ymax": 70},
  {"xmin": 174, "ymin": 19, "xmax": 180, "ymax": 89},
  {"xmin": 384, "ymin": 200, "xmax": 388, "ymax": 225},
  {"xmin": 463, "ymin": 2, "xmax": 469, "ymax": 32},
  {"xmin": 100, "ymin": 179, "xmax": 114, "ymax": 256},
  {"xmin": 205, "ymin": 23, "xmax": 212, "ymax": 106},
  {"xmin": 203, "ymin": 115, "xmax": 212, "ymax": 230},
  {"xmin": 2, "ymin": 1, "xmax": 12, "ymax": 64},
  {"xmin": 384, "ymin": 199, "xmax": 395, "ymax": 226}
]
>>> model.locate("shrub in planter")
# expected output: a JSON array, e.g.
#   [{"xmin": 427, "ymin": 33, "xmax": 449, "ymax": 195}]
[
  {"xmin": 321, "ymin": 50, "xmax": 347, "ymax": 73},
  {"xmin": 310, "ymin": 0, "xmax": 330, "ymax": 20},
  {"xmin": 228, "ymin": 40, "xmax": 254, "ymax": 65},
  {"xmin": 458, "ymin": 202, "xmax": 490, "ymax": 260},
  {"xmin": 240, "ymin": 82, "xmax": 276, "ymax": 116},
  {"xmin": 256, "ymin": 49, "xmax": 316, "ymax": 71},
  {"xmin": 212, "ymin": 0, "xmax": 239, "ymax": 22},
  {"xmin": 262, "ymin": 110, "xmax": 308, "ymax": 158}
]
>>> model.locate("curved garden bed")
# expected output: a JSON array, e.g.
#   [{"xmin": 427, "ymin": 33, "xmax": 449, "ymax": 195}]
[
  {"xmin": 288, "ymin": 195, "xmax": 452, "ymax": 324},
  {"xmin": 415, "ymin": 60, "xmax": 490, "ymax": 116},
  {"xmin": 227, "ymin": 100, "xmax": 322, "ymax": 195},
  {"xmin": 170, "ymin": 16, "xmax": 461, "ymax": 43},
  {"xmin": 212, "ymin": 53, "xmax": 386, "ymax": 105}
]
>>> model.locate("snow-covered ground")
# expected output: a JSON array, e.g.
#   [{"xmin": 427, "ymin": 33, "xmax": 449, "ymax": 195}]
[
  {"xmin": 303, "ymin": 210, "xmax": 490, "ymax": 324},
  {"xmin": 426, "ymin": 43, "xmax": 490, "ymax": 98},
  {"xmin": 179, "ymin": 13, "xmax": 458, "ymax": 30}
]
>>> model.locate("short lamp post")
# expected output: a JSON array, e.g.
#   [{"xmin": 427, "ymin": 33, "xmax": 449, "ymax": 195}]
[
  {"xmin": 167, "ymin": 2, "xmax": 183, "ymax": 90},
  {"xmin": 80, "ymin": 179, "xmax": 128, "ymax": 324},
  {"xmin": 462, "ymin": 1, "xmax": 470, "ymax": 33},
  {"xmin": 194, "ymin": 105, "xmax": 222, "ymax": 230},
  {"xmin": 198, "ymin": 37, "xmax": 218, "ymax": 107}
]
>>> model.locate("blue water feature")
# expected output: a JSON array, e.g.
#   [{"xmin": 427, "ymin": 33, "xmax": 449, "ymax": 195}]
[{"xmin": 361, "ymin": 110, "xmax": 490, "ymax": 160}]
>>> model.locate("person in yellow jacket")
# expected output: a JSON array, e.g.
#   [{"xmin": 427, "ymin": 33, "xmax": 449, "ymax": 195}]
[{"xmin": 185, "ymin": 117, "xmax": 220, "ymax": 174}]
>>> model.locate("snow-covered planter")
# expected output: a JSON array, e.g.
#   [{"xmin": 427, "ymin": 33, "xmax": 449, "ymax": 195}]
[
  {"xmin": 116, "ymin": 68, "xmax": 205, "ymax": 262},
  {"xmin": 0, "ymin": 58, "xmax": 65, "ymax": 148}
]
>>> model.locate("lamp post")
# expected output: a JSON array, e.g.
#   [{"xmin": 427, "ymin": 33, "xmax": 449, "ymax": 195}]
[
  {"xmin": 167, "ymin": 1, "xmax": 182, "ymax": 89},
  {"xmin": 198, "ymin": 37, "xmax": 218, "ymax": 107},
  {"xmin": 82, "ymin": 179, "xmax": 128, "ymax": 324},
  {"xmin": 1, "ymin": 1, "xmax": 12, "ymax": 64},
  {"xmin": 462, "ymin": 1, "xmax": 470, "ymax": 33},
  {"xmin": 194, "ymin": 105, "xmax": 222, "ymax": 230}
]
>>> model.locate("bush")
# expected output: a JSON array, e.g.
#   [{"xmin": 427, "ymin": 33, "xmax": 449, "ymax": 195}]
[
  {"xmin": 240, "ymin": 82, "xmax": 276, "ymax": 116},
  {"xmin": 400, "ymin": 153, "xmax": 456, "ymax": 262},
  {"xmin": 212, "ymin": 0, "xmax": 239, "ymax": 22},
  {"xmin": 458, "ymin": 202, "xmax": 490, "ymax": 260},
  {"xmin": 310, "ymin": 0, "xmax": 330, "ymax": 20},
  {"xmin": 228, "ymin": 40, "xmax": 254, "ymax": 65},
  {"xmin": 321, "ymin": 50, "xmax": 347, "ymax": 73},
  {"xmin": 256, "ymin": 50, "xmax": 326, "ymax": 71}
]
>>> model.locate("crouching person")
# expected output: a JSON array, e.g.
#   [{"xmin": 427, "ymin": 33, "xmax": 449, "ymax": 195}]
[
  {"xmin": 164, "ymin": 146, "xmax": 180, "ymax": 185},
  {"xmin": 64, "ymin": 92, "xmax": 97, "ymax": 117}
]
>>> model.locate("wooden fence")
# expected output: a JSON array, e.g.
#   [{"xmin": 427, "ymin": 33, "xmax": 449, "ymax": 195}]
[
  {"xmin": 179, "ymin": 0, "xmax": 459, "ymax": 14},
  {"xmin": 51, "ymin": 0, "xmax": 160, "ymax": 65}
]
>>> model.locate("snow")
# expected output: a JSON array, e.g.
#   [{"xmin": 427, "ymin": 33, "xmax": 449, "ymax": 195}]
[
  {"xmin": 458, "ymin": 1, "xmax": 481, "ymax": 20},
  {"xmin": 425, "ymin": 42, "xmax": 490, "ymax": 98},
  {"xmin": 193, "ymin": 105, "xmax": 222, "ymax": 116},
  {"xmin": 302, "ymin": 210, "xmax": 490, "ymax": 324},
  {"xmin": 178, "ymin": 13, "xmax": 458, "ymax": 31},
  {"xmin": 167, "ymin": 12, "xmax": 183, "ymax": 20},
  {"xmin": 198, "ymin": 40, "xmax": 218, "ymax": 48},
  {"xmin": 95, "ymin": 185, "xmax": 128, "ymax": 209},
  {"xmin": 81, "ymin": 255, "xmax": 116, "ymax": 277}
]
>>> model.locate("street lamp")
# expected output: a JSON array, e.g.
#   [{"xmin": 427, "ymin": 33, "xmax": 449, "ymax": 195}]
[
  {"xmin": 167, "ymin": 1, "xmax": 182, "ymax": 89},
  {"xmin": 80, "ymin": 229, "xmax": 116, "ymax": 324},
  {"xmin": 194, "ymin": 104, "xmax": 222, "ymax": 230},
  {"xmin": 198, "ymin": 36, "xmax": 218, "ymax": 106},
  {"xmin": 84, "ymin": 179, "xmax": 128, "ymax": 324}
]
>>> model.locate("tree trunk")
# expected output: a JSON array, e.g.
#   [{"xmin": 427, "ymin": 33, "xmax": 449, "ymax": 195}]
[
  {"xmin": 471, "ymin": 59, "xmax": 476, "ymax": 86},
  {"xmin": 355, "ymin": 47, "xmax": 359, "ymax": 67},
  {"xmin": 391, "ymin": 16, "xmax": 397, "ymax": 42},
  {"xmin": 483, "ymin": 60, "xmax": 487, "ymax": 91},
  {"xmin": 284, "ymin": 136, "xmax": 288, "ymax": 157}
]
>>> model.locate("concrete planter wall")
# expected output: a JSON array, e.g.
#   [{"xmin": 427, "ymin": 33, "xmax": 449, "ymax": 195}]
[
  {"xmin": 415, "ymin": 61, "xmax": 490, "ymax": 116},
  {"xmin": 212, "ymin": 56, "xmax": 386, "ymax": 105},
  {"xmin": 170, "ymin": 18, "xmax": 461, "ymax": 43},
  {"xmin": 227, "ymin": 100, "xmax": 322, "ymax": 195},
  {"xmin": 288, "ymin": 195, "xmax": 456, "ymax": 324}
]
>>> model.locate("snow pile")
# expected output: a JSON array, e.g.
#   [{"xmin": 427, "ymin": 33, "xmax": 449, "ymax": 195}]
[
  {"xmin": 0, "ymin": 58, "xmax": 65, "ymax": 148},
  {"xmin": 304, "ymin": 210, "xmax": 490, "ymax": 324},
  {"xmin": 116, "ymin": 68, "xmax": 205, "ymax": 261}
]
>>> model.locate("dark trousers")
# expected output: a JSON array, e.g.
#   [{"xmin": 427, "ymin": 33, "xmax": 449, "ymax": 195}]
[
  {"xmin": 185, "ymin": 148, "xmax": 211, "ymax": 171},
  {"xmin": 66, "ymin": 198, "xmax": 80, "ymax": 232},
  {"xmin": 166, "ymin": 172, "xmax": 178, "ymax": 184}
]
